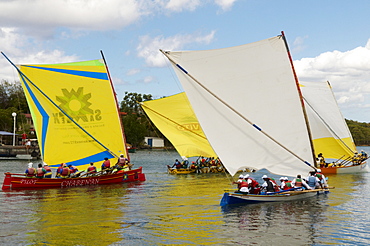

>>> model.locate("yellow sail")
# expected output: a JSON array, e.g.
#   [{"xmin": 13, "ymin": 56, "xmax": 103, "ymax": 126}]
[
  {"xmin": 301, "ymin": 81, "xmax": 356, "ymax": 160},
  {"xmin": 18, "ymin": 59, "xmax": 127, "ymax": 170},
  {"xmin": 141, "ymin": 92, "xmax": 216, "ymax": 158}
]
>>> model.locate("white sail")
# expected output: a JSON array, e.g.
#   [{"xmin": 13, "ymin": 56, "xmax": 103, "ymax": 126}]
[
  {"xmin": 302, "ymin": 81, "xmax": 356, "ymax": 160},
  {"xmin": 162, "ymin": 35, "xmax": 314, "ymax": 177}
]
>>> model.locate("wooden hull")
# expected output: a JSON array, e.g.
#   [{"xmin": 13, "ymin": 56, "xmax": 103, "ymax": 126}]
[
  {"xmin": 220, "ymin": 189, "xmax": 328, "ymax": 206},
  {"xmin": 167, "ymin": 166, "xmax": 196, "ymax": 174},
  {"xmin": 167, "ymin": 165, "xmax": 224, "ymax": 174},
  {"xmin": 2, "ymin": 167, "xmax": 145, "ymax": 190},
  {"xmin": 321, "ymin": 161, "xmax": 368, "ymax": 174}
]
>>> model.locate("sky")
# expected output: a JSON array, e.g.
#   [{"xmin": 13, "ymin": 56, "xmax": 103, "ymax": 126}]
[{"xmin": 1, "ymin": 0, "xmax": 370, "ymax": 122}]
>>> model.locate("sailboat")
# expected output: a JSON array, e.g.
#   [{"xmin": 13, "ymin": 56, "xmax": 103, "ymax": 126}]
[
  {"xmin": 302, "ymin": 81, "xmax": 368, "ymax": 174},
  {"xmin": 161, "ymin": 32, "xmax": 328, "ymax": 205},
  {"xmin": 1, "ymin": 52, "xmax": 145, "ymax": 190},
  {"xmin": 140, "ymin": 93, "xmax": 223, "ymax": 174}
]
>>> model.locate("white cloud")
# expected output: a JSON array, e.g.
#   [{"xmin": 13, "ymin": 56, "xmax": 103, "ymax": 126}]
[
  {"xmin": 126, "ymin": 68, "xmax": 141, "ymax": 76},
  {"xmin": 164, "ymin": 0, "xmax": 202, "ymax": 12},
  {"xmin": 143, "ymin": 76, "xmax": 154, "ymax": 83},
  {"xmin": 0, "ymin": 0, "xmax": 235, "ymax": 37},
  {"xmin": 0, "ymin": 27, "xmax": 78, "ymax": 82},
  {"xmin": 136, "ymin": 31, "xmax": 216, "ymax": 67},
  {"xmin": 295, "ymin": 39, "xmax": 370, "ymax": 121},
  {"xmin": 292, "ymin": 35, "xmax": 308, "ymax": 54},
  {"xmin": 0, "ymin": 0, "xmax": 145, "ymax": 33},
  {"xmin": 214, "ymin": 0, "xmax": 238, "ymax": 11}
]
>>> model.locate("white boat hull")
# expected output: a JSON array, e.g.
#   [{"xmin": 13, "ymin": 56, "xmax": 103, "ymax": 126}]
[
  {"xmin": 220, "ymin": 189, "xmax": 328, "ymax": 206},
  {"xmin": 321, "ymin": 161, "xmax": 368, "ymax": 174}
]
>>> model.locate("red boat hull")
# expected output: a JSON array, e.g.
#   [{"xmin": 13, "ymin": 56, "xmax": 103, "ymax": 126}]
[{"xmin": 2, "ymin": 167, "xmax": 145, "ymax": 190}]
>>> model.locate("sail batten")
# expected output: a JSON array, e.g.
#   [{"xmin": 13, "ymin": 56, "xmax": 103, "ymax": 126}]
[{"xmin": 162, "ymin": 35, "xmax": 314, "ymax": 177}]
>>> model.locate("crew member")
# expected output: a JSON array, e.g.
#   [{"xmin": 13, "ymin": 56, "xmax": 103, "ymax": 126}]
[
  {"xmin": 25, "ymin": 163, "xmax": 36, "ymax": 178},
  {"xmin": 36, "ymin": 163, "xmax": 46, "ymax": 178},
  {"xmin": 87, "ymin": 162, "xmax": 97, "ymax": 175},
  {"xmin": 59, "ymin": 164, "xmax": 70, "ymax": 178},
  {"xmin": 261, "ymin": 175, "xmax": 279, "ymax": 193},
  {"xmin": 292, "ymin": 174, "xmax": 311, "ymax": 190},
  {"xmin": 102, "ymin": 157, "xmax": 111, "ymax": 170},
  {"xmin": 43, "ymin": 163, "xmax": 52, "ymax": 178}
]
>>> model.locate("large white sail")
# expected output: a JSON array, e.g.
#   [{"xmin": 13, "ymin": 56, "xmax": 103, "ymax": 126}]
[
  {"xmin": 162, "ymin": 35, "xmax": 314, "ymax": 177},
  {"xmin": 302, "ymin": 81, "xmax": 356, "ymax": 160}
]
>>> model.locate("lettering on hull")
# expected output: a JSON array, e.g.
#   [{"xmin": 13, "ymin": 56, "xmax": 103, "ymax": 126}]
[
  {"xmin": 61, "ymin": 178, "xmax": 100, "ymax": 187},
  {"xmin": 20, "ymin": 179, "xmax": 38, "ymax": 185}
]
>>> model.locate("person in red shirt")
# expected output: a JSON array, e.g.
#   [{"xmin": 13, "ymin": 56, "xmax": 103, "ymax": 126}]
[{"xmin": 87, "ymin": 162, "xmax": 97, "ymax": 175}]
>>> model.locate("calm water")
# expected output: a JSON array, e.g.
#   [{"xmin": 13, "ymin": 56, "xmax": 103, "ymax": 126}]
[{"xmin": 1, "ymin": 147, "xmax": 370, "ymax": 245}]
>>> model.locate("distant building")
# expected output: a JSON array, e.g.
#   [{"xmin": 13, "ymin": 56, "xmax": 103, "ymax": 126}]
[{"xmin": 144, "ymin": 137, "xmax": 164, "ymax": 148}]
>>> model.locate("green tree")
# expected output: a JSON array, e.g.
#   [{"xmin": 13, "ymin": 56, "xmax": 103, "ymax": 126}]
[
  {"xmin": 346, "ymin": 119, "xmax": 370, "ymax": 146},
  {"xmin": 0, "ymin": 80, "xmax": 29, "ymax": 134},
  {"xmin": 0, "ymin": 80, "xmax": 29, "ymax": 113},
  {"xmin": 119, "ymin": 92, "xmax": 157, "ymax": 147}
]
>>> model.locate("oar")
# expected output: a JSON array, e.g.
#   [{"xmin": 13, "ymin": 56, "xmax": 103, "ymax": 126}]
[
  {"xmin": 70, "ymin": 171, "xmax": 84, "ymax": 178},
  {"xmin": 332, "ymin": 155, "xmax": 345, "ymax": 165},
  {"xmin": 340, "ymin": 156, "xmax": 354, "ymax": 166},
  {"xmin": 289, "ymin": 188, "xmax": 329, "ymax": 193}
]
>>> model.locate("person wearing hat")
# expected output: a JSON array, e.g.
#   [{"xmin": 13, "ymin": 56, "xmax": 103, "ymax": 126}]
[
  {"xmin": 181, "ymin": 156, "xmax": 189, "ymax": 169},
  {"xmin": 43, "ymin": 163, "xmax": 52, "ymax": 178},
  {"xmin": 279, "ymin": 177, "xmax": 286, "ymax": 190},
  {"xmin": 315, "ymin": 169, "xmax": 328, "ymax": 188},
  {"xmin": 233, "ymin": 174, "xmax": 245, "ymax": 190},
  {"xmin": 238, "ymin": 175, "xmax": 250, "ymax": 193},
  {"xmin": 245, "ymin": 174, "xmax": 260, "ymax": 194},
  {"xmin": 25, "ymin": 162, "xmax": 36, "ymax": 178},
  {"xmin": 261, "ymin": 175, "xmax": 279, "ymax": 193},
  {"xmin": 317, "ymin": 153, "xmax": 326, "ymax": 168},
  {"xmin": 282, "ymin": 177, "xmax": 293, "ymax": 190}
]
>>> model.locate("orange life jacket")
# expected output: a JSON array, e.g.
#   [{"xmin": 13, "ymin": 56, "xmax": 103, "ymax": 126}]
[{"xmin": 26, "ymin": 168, "xmax": 35, "ymax": 177}]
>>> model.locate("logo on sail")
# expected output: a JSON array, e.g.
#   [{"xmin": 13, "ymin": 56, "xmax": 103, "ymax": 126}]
[
  {"xmin": 54, "ymin": 87, "xmax": 101, "ymax": 123},
  {"xmin": 177, "ymin": 123, "xmax": 200, "ymax": 131}
]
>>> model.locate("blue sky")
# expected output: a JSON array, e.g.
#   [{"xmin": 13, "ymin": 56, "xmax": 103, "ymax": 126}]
[{"xmin": 1, "ymin": 0, "xmax": 370, "ymax": 122}]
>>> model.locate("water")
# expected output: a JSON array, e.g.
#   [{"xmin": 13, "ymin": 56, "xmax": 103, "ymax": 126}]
[{"xmin": 1, "ymin": 147, "xmax": 370, "ymax": 245}]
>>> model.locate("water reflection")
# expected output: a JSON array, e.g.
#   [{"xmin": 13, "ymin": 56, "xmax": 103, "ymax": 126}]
[
  {"xmin": 2, "ymin": 184, "xmax": 137, "ymax": 245},
  {"xmin": 2, "ymin": 149, "xmax": 370, "ymax": 245},
  {"xmin": 221, "ymin": 195, "xmax": 329, "ymax": 245},
  {"xmin": 116, "ymin": 173, "xmax": 229, "ymax": 245}
]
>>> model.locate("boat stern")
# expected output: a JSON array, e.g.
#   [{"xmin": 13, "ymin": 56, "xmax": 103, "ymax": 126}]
[{"xmin": 2, "ymin": 172, "xmax": 12, "ymax": 190}]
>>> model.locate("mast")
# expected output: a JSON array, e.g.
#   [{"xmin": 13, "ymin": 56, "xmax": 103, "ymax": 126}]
[
  {"xmin": 281, "ymin": 31, "xmax": 317, "ymax": 168},
  {"xmin": 100, "ymin": 50, "xmax": 129, "ymax": 160}
]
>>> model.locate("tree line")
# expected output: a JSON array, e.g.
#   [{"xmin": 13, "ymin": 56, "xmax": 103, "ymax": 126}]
[{"xmin": 1, "ymin": 80, "xmax": 369, "ymax": 147}]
